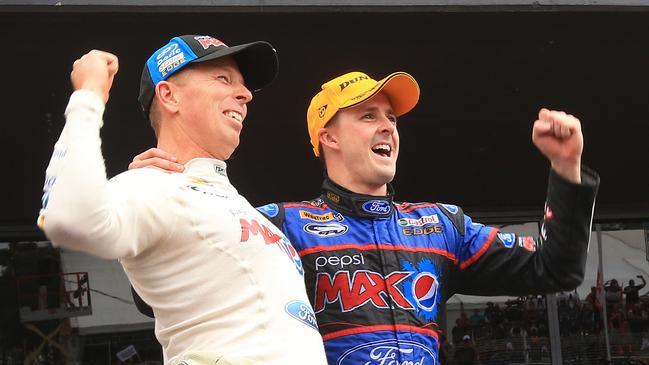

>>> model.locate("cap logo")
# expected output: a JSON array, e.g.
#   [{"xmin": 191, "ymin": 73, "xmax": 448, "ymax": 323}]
[
  {"xmin": 194, "ymin": 36, "xmax": 225, "ymax": 49},
  {"xmin": 318, "ymin": 105, "xmax": 327, "ymax": 118},
  {"xmin": 159, "ymin": 54, "xmax": 187, "ymax": 78},
  {"xmin": 339, "ymin": 75, "xmax": 369, "ymax": 91},
  {"xmin": 350, "ymin": 82, "xmax": 381, "ymax": 101},
  {"xmin": 156, "ymin": 43, "xmax": 179, "ymax": 63}
]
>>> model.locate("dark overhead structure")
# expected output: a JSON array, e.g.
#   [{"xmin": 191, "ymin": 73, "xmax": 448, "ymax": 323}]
[{"xmin": 1, "ymin": 1, "xmax": 648, "ymax": 240}]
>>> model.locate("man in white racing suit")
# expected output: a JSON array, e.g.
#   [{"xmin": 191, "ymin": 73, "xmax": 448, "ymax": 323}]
[{"xmin": 37, "ymin": 35, "xmax": 327, "ymax": 365}]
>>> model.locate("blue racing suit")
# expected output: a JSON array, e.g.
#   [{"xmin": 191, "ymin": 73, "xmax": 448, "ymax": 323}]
[
  {"xmin": 255, "ymin": 168, "xmax": 598, "ymax": 365},
  {"xmin": 134, "ymin": 168, "xmax": 599, "ymax": 365}
]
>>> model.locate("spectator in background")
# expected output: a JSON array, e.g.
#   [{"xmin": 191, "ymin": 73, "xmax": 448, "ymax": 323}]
[
  {"xmin": 523, "ymin": 300, "xmax": 540, "ymax": 326},
  {"xmin": 586, "ymin": 286, "xmax": 603, "ymax": 333},
  {"xmin": 609, "ymin": 304, "xmax": 626, "ymax": 335},
  {"xmin": 454, "ymin": 335, "xmax": 479, "ymax": 365},
  {"xmin": 624, "ymin": 275, "xmax": 646, "ymax": 308},
  {"xmin": 453, "ymin": 318, "xmax": 467, "ymax": 345},
  {"xmin": 470, "ymin": 309, "xmax": 486, "ymax": 328},
  {"xmin": 580, "ymin": 301, "xmax": 596, "ymax": 335},
  {"xmin": 459, "ymin": 312, "xmax": 472, "ymax": 330},
  {"xmin": 605, "ymin": 279, "xmax": 623, "ymax": 308},
  {"xmin": 484, "ymin": 302, "xmax": 496, "ymax": 325}
]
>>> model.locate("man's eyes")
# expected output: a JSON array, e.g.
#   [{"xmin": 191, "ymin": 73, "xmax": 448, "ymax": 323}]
[
  {"xmin": 216, "ymin": 75, "xmax": 231, "ymax": 83},
  {"xmin": 361, "ymin": 113, "xmax": 398, "ymax": 123}
]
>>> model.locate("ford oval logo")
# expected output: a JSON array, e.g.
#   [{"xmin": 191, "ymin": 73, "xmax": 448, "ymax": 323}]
[
  {"xmin": 303, "ymin": 223, "xmax": 348, "ymax": 237},
  {"xmin": 285, "ymin": 300, "xmax": 319, "ymax": 331},
  {"xmin": 337, "ymin": 339, "xmax": 437, "ymax": 365},
  {"xmin": 362, "ymin": 200, "xmax": 391, "ymax": 214}
]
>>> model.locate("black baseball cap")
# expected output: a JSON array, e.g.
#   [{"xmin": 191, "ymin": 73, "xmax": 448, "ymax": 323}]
[{"xmin": 138, "ymin": 34, "xmax": 278, "ymax": 118}]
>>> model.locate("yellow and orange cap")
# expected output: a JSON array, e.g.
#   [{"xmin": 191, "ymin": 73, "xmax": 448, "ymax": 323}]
[{"xmin": 306, "ymin": 71, "xmax": 420, "ymax": 156}]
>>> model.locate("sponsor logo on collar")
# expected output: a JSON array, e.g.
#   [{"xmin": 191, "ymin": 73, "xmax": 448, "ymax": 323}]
[
  {"xmin": 398, "ymin": 214, "xmax": 439, "ymax": 227},
  {"xmin": 362, "ymin": 200, "xmax": 391, "ymax": 214},
  {"xmin": 303, "ymin": 223, "xmax": 348, "ymax": 237},
  {"xmin": 299, "ymin": 210, "xmax": 342, "ymax": 222},
  {"xmin": 326, "ymin": 191, "xmax": 341, "ymax": 204},
  {"xmin": 213, "ymin": 164, "xmax": 226, "ymax": 177}
]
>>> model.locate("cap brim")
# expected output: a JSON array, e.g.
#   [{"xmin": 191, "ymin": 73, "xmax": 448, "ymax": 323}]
[
  {"xmin": 196, "ymin": 41, "xmax": 278, "ymax": 92},
  {"xmin": 340, "ymin": 72, "xmax": 420, "ymax": 117},
  {"xmin": 376, "ymin": 72, "xmax": 420, "ymax": 117}
]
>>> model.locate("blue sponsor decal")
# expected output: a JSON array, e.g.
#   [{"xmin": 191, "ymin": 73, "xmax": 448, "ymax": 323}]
[
  {"xmin": 440, "ymin": 204, "xmax": 459, "ymax": 214},
  {"xmin": 285, "ymin": 300, "xmax": 319, "ymax": 331},
  {"xmin": 337, "ymin": 339, "xmax": 437, "ymax": 365},
  {"xmin": 304, "ymin": 223, "xmax": 348, "ymax": 237},
  {"xmin": 147, "ymin": 37, "xmax": 198, "ymax": 84},
  {"xmin": 402, "ymin": 259, "xmax": 441, "ymax": 322},
  {"xmin": 498, "ymin": 232, "xmax": 516, "ymax": 248},
  {"xmin": 256, "ymin": 203, "xmax": 279, "ymax": 218},
  {"xmin": 41, "ymin": 192, "xmax": 50, "ymax": 209},
  {"xmin": 362, "ymin": 200, "xmax": 391, "ymax": 214}
]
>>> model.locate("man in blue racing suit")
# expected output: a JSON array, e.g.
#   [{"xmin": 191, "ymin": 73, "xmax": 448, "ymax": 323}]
[{"xmin": 131, "ymin": 71, "xmax": 599, "ymax": 365}]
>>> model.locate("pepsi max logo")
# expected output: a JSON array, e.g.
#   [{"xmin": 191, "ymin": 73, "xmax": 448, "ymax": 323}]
[
  {"xmin": 285, "ymin": 300, "xmax": 319, "ymax": 331},
  {"xmin": 256, "ymin": 203, "xmax": 279, "ymax": 218},
  {"xmin": 304, "ymin": 223, "xmax": 348, "ymax": 237},
  {"xmin": 412, "ymin": 273, "xmax": 439, "ymax": 311},
  {"xmin": 362, "ymin": 200, "xmax": 391, "ymax": 214},
  {"xmin": 498, "ymin": 232, "xmax": 516, "ymax": 248},
  {"xmin": 337, "ymin": 339, "xmax": 436, "ymax": 365}
]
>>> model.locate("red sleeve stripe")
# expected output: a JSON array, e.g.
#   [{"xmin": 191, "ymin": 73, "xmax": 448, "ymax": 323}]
[
  {"xmin": 299, "ymin": 243, "xmax": 457, "ymax": 263},
  {"xmin": 459, "ymin": 229, "xmax": 498, "ymax": 270},
  {"xmin": 322, "ymin": 324, "xmax": 439, "ymax": 341},
  {"xmin": 397, "ymin": 203, "xmax": 437, "ymax": 213},
  {"xmin": 283, "ymin": 202, "xmax": 328, "ymax": 210}
]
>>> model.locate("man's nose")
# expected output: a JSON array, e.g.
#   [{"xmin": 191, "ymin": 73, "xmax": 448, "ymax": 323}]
[
  {"xmin": 379, "ymin": 116, "xmax": 396, "ymax": 133},
  {"xmin": 234, "ymin": 84, "xmax": 253, "ymax": 104}
]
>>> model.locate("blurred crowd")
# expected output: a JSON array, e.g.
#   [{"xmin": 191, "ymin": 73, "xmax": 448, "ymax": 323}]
[{"xmin": 440, "ymin": 275, "xmax": 649, "ymax": 365}]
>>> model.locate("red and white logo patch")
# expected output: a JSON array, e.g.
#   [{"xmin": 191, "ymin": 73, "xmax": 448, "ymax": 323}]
[{"xmin": 194, "ymin": 36, "xmax": 226, "ymax": 49}]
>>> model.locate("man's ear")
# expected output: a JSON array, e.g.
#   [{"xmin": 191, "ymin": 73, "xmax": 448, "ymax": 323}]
[
  {"xmin": 154, "ymin": 81, "xmax": 180, "ymax": 114},
  {"xmin": 318, "ymin": 127, "xmax": 339, "ymax": 152}
]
